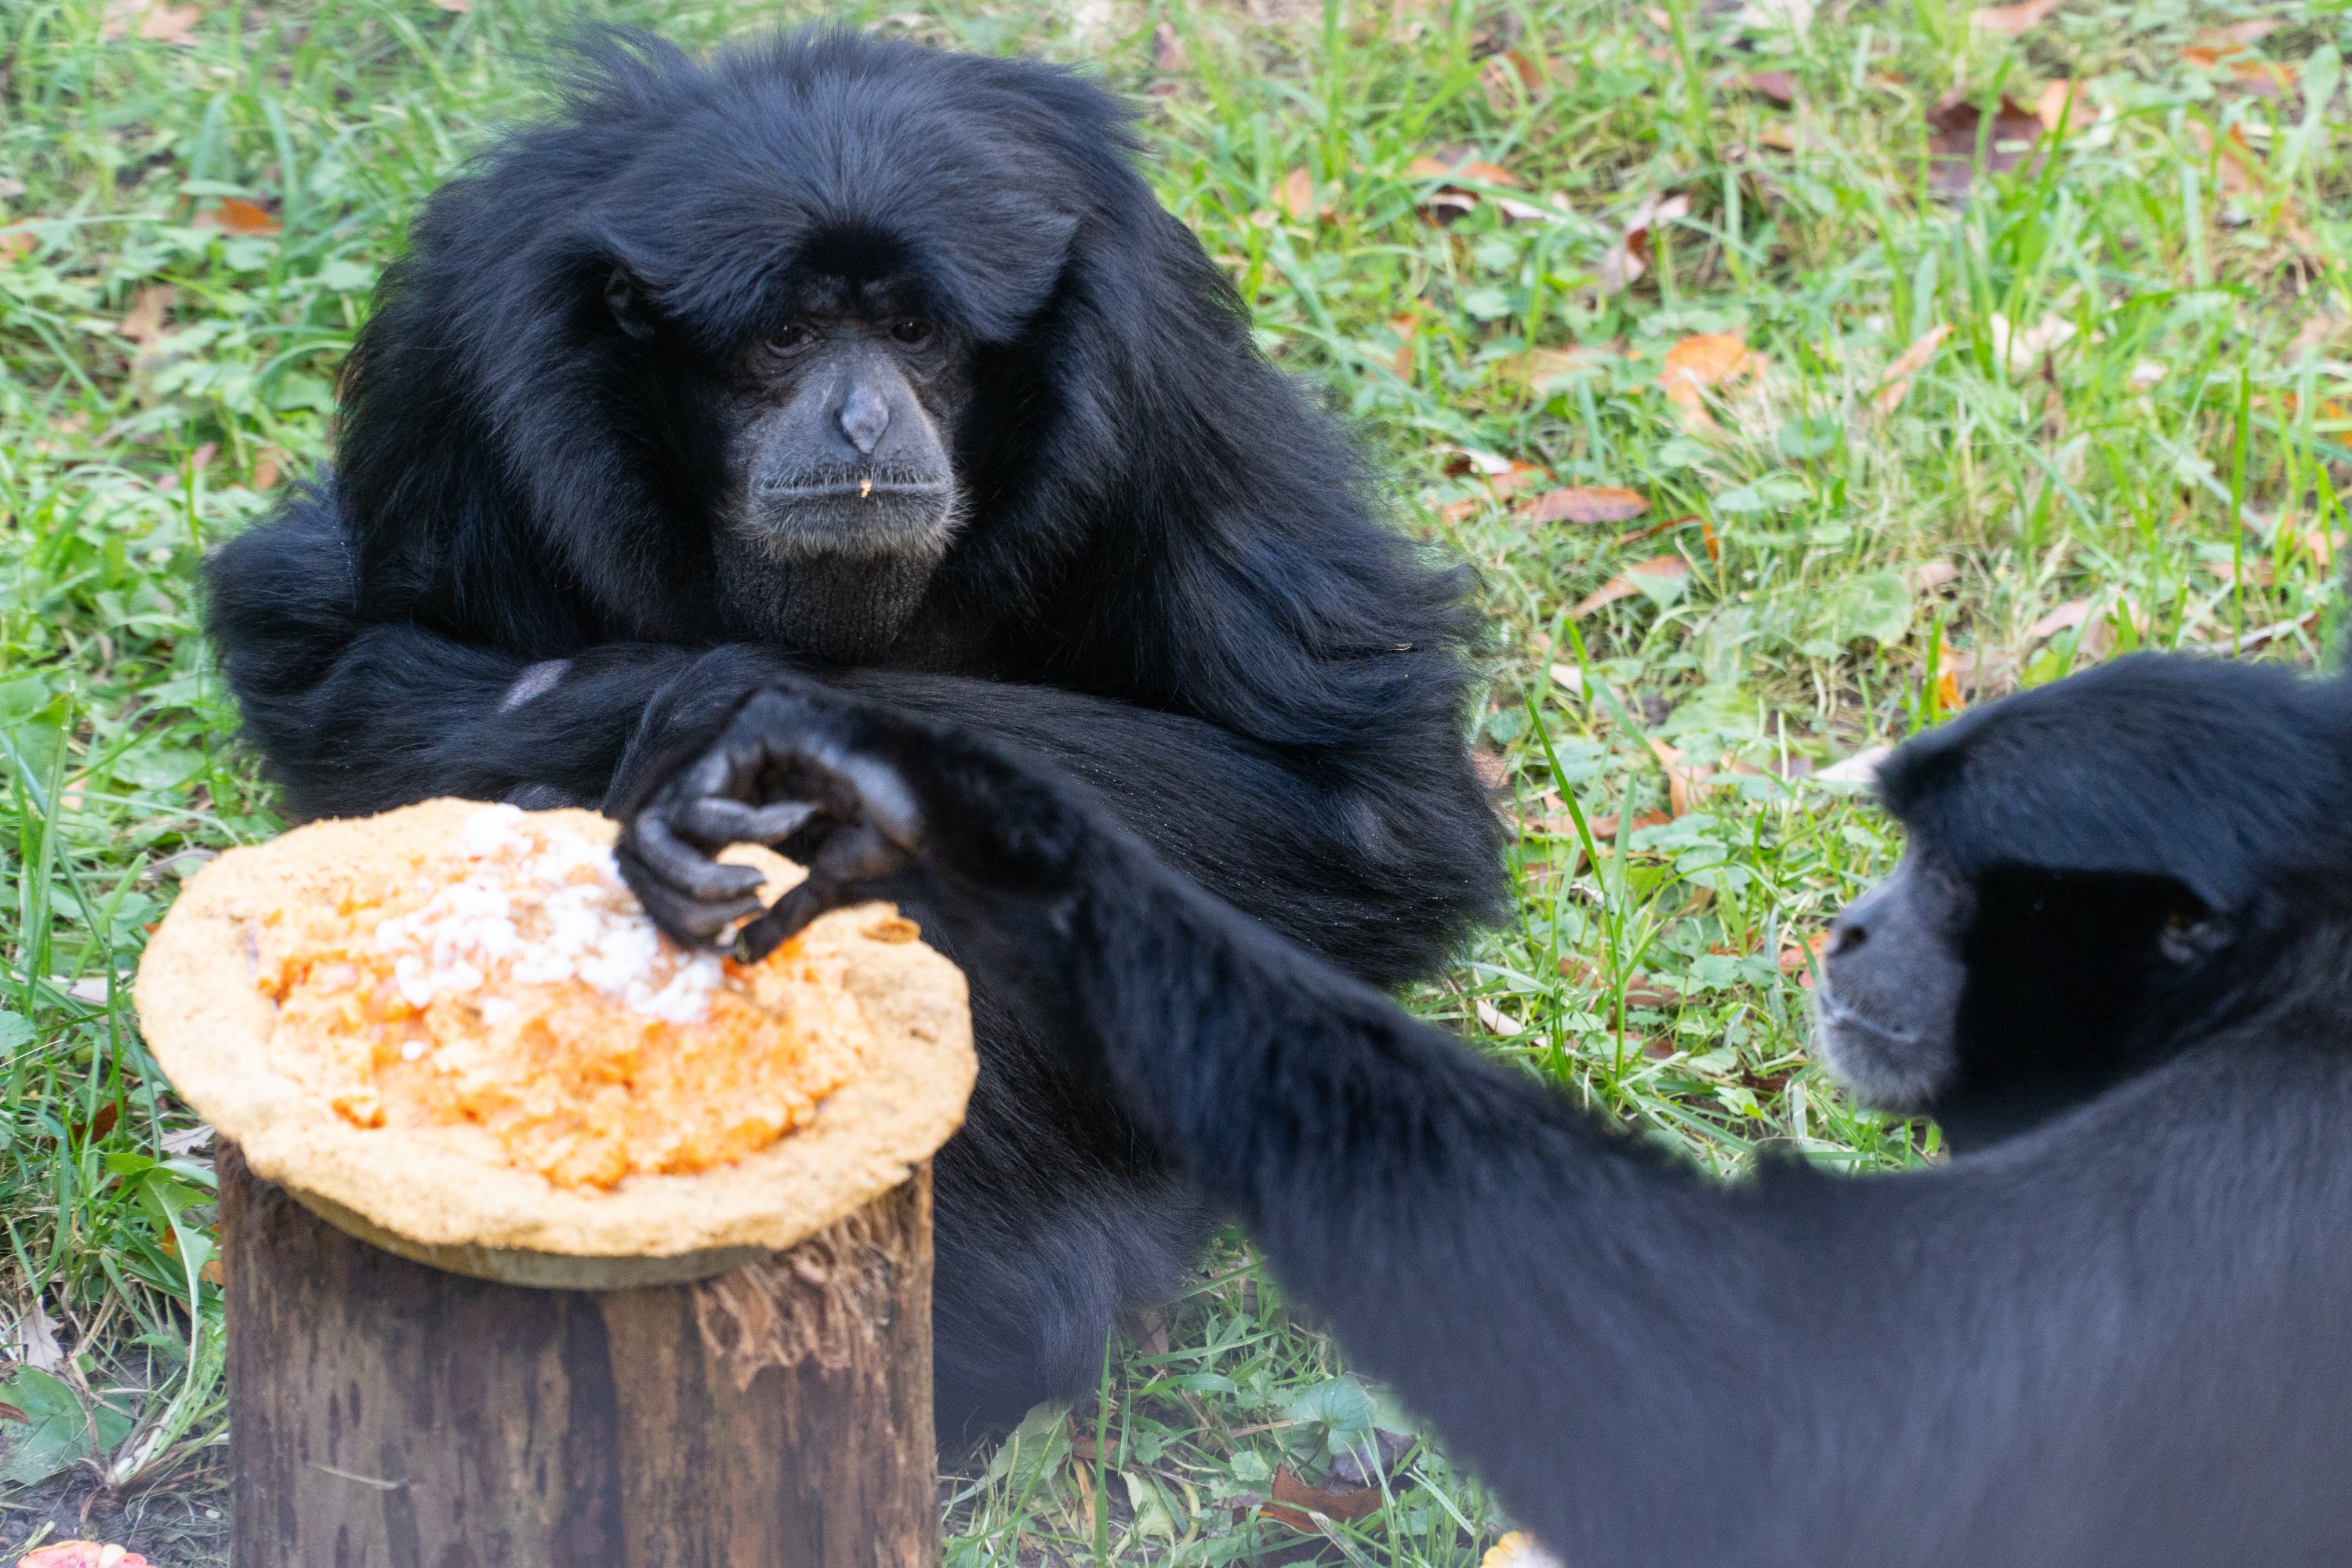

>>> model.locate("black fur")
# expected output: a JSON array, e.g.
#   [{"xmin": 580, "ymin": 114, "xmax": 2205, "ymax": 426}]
[
  {"xmin": 621, "ymin": 657, "xmax": 2352, "ymax": 1567},
  {"xmin": 201, "ymin": 31, "xmax": 1504, "ymax": 1430}
]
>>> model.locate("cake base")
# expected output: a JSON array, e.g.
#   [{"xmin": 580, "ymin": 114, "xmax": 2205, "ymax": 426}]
[{"xmin": 220, "ymin": 1142, "xmax": 941, "ymax": 1568}]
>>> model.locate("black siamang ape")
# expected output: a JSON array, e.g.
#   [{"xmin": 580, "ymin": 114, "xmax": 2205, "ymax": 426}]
[
  {"xmin": 201, "ymin": 31, "xmax": 1501, "ymax": 1428},
  {"xmin": 620, "ymin": 655, "xmax": 2352, "ymax": 1568}
]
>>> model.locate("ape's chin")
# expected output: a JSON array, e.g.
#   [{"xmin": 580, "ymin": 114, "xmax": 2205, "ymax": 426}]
[
  {"xmin": 1810, "ymin": 993, "xmax": 1955, "ymax": 1114},
  {"xmin": 714, "ymin": 533, "xmax": 944, "ymax": 663}
]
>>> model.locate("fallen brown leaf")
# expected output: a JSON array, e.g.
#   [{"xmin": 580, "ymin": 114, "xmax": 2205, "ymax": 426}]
[
  {"xmin": 2183, "ymin": 120, "xmax": 2263, "ymax": 197},
  {"xmin": 1150, "ymin": 21, "xmax": 1191, "ymax": 72},
  {"xmin": 1660, "ymin": 330, "xmax": 1765, "ymax": 421},
  {"xmin": 2203, "ymin": 554, "xmax": 2273, "ymax": 589},
  {"xmin": 1475, "ymin": 998, "xmax": 1526, "ymax": 1036},
  {"xmin": 1264, "ymin": 1467, "xmax": 1382, "ymax": 1531},
  {"xmin": 1449, "ymin": 162, "xmax": 1524, "ymax": 191},
  {"xmin": 2221, "ymin": 606, "xmax": 2322, "ymax": 653},
  {"xmin": 0, "ymin": 228, "xmax": 33, "ymax": 263},
  {"xmin": 1486, "ymin": 461, "xmax": 1551, "ymax": 500},
  {"xmin": 1650, "ymin": 738, "xmax": 1711, "ymax": 815},
  {"xmin": 2199, "ymin": 18, "xmax": 2278, "ymax": 49},
  {"xmin": 1480, "ymin": 50, "xmax": 1543, "ymax": 114},
  {"xmin": 2289, "ymin": 310, "xmax": 2348, "ymax": 361},
  {"xmin": 1404, "ymin": 153, "xmax": 1523, "ymax": 187},
  {"xmin": 1989, "ymin": 310, "xmax": 2076, "ymax": 374},
  {"xmin": 1276, "ymin": 166, "xmax": 1316, "ymax": 222},
  {"xmin": 1926, "ymin": 91, "xmax": 2045, "ymax": 199},
  {"xmin": 2027, "ymin": 599, "xmax": 2090, "ymax": 641},
  {"xmin": 1597, "ymin": 192, "xmax": 1690, "ymax": 293},
  {"xmin": 1967, "ymin": 0, "xmax": 2056, "ymax": 37},
  {"xmin": 100, "ymin": 0, "xmax": 201, "ymax": 43},
  {"xmin": 1733, "ymin": 69, "xmax": 1796, "ymax": 103},
  {"xmin": 1505, "ymin": 343, "xmax": 1615, "ymax": 391},
  {"xmin": 196, "ymin": 197, "xmax": 281, "ymax": 237},
  {"xmin": 2231, "ymin": 58, "xmax": 2295, "ymax": 97},
  {"xmin": 118, "ymin": 284, "xmax": 173, "ymax": 346},
  {"xmin": 251, "ymin": 450, "xmax": 283, "ymax": 491},
  {"xmin": 1493, "ymin": 191, "xmax": 1566, "ymax": 223},
  {"xmin": 1386, "ymin": 313, "xmax": 1418, "ymax": 379},
  {"xmin": 1571, "ymin": 554, "xmax": 1690, "ymax": 618},
  {"xmin": 1559, "ymin": 955, "xmax": 1671, "ymax": 1006},
  {"xmin": 1583, "ymin": 809, "xmax": 1671, "ymax": 840},
  {"xmin": 1522, "ymin": 486, "xmax": 1649, "ymax": 525},
  {"xmin": 1871, "ymin": 321, "xmax": 1951, "ymax": 416},
  {"xmin": 1778, "ymin": 931, "xmax": 1831, "ymax": 976},
  {"xmin": 430, "ymin": 0, "xmax": 468, "ymax": 11},
  {"xmin": 157, "ymin": 441, "xmax": 217, "ymax": 493},
  {"xmin": 1904, "ymin": 558, "xmax": 1962, "ymax": 594},
  {"xmin": 1440, "ymin": 445, "xmax": 1515, "ymax": 478},
  {"xmin": 2034, "ymin": 78, "xmax": 2085, "ymax": 132}
]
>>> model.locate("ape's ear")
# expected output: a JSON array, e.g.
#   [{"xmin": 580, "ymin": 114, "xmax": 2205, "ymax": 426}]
[{"xmin": 604, "ymin": 265, "xmax": 658, "ymax": 342}]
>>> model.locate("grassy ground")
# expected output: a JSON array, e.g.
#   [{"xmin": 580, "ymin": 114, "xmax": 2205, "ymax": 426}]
[{"xmin": 0, "ymin": 0, "xmax": 2346, "ymax": 1558}]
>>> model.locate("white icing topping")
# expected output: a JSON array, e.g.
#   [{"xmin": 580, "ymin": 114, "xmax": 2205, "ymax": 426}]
[{"xmin": 368, "ymin": 804, "xmax": 724, "ymax": 1023}]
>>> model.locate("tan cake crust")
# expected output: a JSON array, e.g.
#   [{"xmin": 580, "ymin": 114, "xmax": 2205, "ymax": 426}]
[{"xmin": 133, "ymin": 799, "xmax": 975, "ymax": 1287}]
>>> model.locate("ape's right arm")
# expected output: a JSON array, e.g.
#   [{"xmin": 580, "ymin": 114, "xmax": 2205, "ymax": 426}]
[{"xmin": 204, "ymin": 502, "xmax": 766, "ymax": 818}]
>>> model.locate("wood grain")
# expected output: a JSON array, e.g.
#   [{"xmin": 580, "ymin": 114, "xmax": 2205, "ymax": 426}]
[{"xmin": 220, "ymin": 1142, "xmax": 939, "ymax": 1568}]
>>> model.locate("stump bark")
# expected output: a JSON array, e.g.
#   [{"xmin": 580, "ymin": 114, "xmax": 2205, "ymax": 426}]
[{"xmin": 217, "ymin": 1142, "xmax": 940, "ymax": 1568}]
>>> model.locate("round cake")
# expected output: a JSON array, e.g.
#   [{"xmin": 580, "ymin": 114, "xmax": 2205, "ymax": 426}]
[{"xmin": 134, "ymin": 798, "xmax": 975, "ymax": 1287}]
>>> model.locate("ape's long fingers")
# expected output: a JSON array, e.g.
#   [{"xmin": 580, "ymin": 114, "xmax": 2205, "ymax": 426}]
[
  {"xmin": 630, "ymin": 809, "xmax": 769, "ymax": 901},
  {"xmin": 729, "ymin": 820, "xmax": 920, "ymax": 961},
  {"xmin": 733, "ymin": 878, "xmax": 868, "ymax": 963},
  {"xmin": 622, "ymin": 852, "xmax": 768, "ymax": 942},
  {"xmin": 674, "ymin": 796, "xmax": 821, "ymax": 847}
]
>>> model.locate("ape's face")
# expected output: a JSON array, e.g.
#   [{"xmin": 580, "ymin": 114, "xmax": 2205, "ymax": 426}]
[
  {"xmin": 608, "ymin": 267, "xmax": 975, "ymax": 662},
  {"xmin": 1816, "ymin": 833, "xmax": 2232, "ymax": 1143}
]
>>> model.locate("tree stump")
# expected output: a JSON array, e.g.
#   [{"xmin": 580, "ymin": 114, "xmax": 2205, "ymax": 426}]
[{"xmin": 217, "ymin": 1141, "xmax": 940, "ymax": 1568}]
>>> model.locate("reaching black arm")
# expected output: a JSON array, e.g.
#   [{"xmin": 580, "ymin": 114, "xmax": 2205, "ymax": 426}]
[{"xmin": 619, "ymin": 681, "xmax": 2352, "ymax": 1568}]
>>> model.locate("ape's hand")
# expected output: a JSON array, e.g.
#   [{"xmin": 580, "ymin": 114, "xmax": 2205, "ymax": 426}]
[{"xmin": 617, "ymin": 685, "xmax": 929, "ymax": 962}]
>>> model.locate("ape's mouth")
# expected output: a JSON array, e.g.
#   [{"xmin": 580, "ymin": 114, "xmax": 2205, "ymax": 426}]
[
  {"xmin": 1811, "ymin": 990, "xmax": 1954, "ymax": 1111},
  {"xmin": 726, "ymin": 477, "xmax": 964, "ymax": 564},
  {"xmin": 757, "ymin": 478, "xmax": 954, "ymax": 502},
  {"xmin": 1812, "ymin": 987, "xmax": 1924, "ymax": 1045}
]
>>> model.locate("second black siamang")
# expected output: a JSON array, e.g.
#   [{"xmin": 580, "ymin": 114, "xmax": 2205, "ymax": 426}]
[
  {"xmin": 622, "ymin": 655, "xmax": 2352, "ymax": 1568},
  {"xmin": 202, "ymin": 31, "xmax": 1501, "ymax": 1428}
]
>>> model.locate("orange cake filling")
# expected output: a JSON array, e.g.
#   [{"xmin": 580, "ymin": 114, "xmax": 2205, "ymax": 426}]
[{"xmin": 251, "ymin": 804, "xmax": 864, "ymax": 1189}]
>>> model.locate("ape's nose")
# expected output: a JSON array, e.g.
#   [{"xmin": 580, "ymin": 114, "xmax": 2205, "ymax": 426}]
[
  {"xmin": 1825, "ymin": 915, "xmax": 1867, "ymax": 958},
  {"xmin": 839, "ymin": 383, "xmax": 891, "ymax": 456}
]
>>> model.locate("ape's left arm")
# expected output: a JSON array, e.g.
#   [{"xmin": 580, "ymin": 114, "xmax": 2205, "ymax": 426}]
[{"xmin": 620, "ymin": 683, "xmax": 2352, "ymax": 1568}]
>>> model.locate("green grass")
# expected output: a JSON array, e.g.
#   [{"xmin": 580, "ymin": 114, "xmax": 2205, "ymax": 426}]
[{"xmin": 1, "ymin": 0, "xmax": 2347, "ymax": 1558}]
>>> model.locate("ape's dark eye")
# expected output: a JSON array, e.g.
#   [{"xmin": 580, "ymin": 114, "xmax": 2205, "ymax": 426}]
[
  {"xmin": 772, "ymin": 322, "xmax": 815, "ymax": 353},
  {"xmin": 2158, "ymin": 906, "xmax": 2219, "ymax": 965},
  {"xmin": 890, "ymin": 318, "xmax": 933, "ymax": 346}
]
